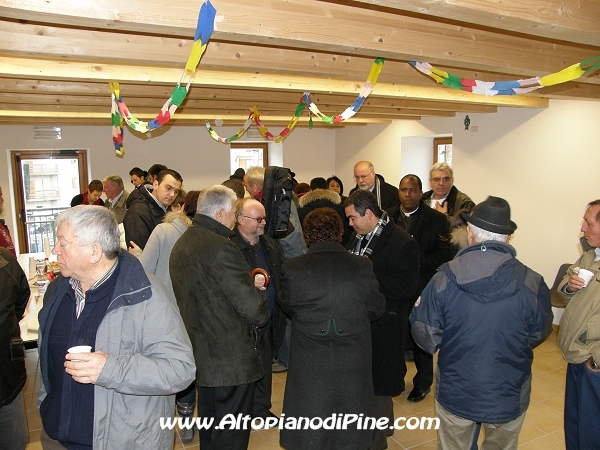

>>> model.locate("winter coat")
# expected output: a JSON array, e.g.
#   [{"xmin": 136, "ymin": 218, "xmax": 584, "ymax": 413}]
[
  {"xmin": 558, "ymin": 248, "xmax": 600, "ymax": 364},
  {"xmin": 170, "ymin": 214, "xmax": 270, "ymax": 387},
  {"xmin": 298, "ymin": 189, "xmax": 352, "ymax": 246},
  {"xmin": 387, "ymin": 201, "xmax": 451, "ymax": 295},
  {"xmin": 278, "ymin": 241, "xmax": 385, "ymax": 450},
  {"xmin": 105, "ymin": 190, "xmax": 129, "ymax": 224},
  {"xmin": 0, "ymin": 248, "xmax": 30, "ymax": 407},
  {"xmin": 38, "ymin": 250, "xmax": 196, "ymax": 450},
  {"xmin": 410, "ymin": 241, "xmax": 553, "ymax": 423},
  {"xmin": 348, "ymin": 219, "xmax": 419, "ymax": 395},
  {"xmin": 230, "ymin": 228, "xmax": 288, "ymax": 355},
  {"xmin": 131, "ymin": 211, "xmax": 191, "ymax": 297},
  {"xmin": 422, "ymin": 185, "xmax": 475, "ymax": 221},
  {"xmin": 123, "ymin": 185, "xmax": 166, "ymax": 250}
]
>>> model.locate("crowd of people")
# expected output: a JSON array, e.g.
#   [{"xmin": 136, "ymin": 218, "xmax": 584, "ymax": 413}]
[{"xmin": 0, "ymin": 158, "xmax": 597, "ymax": 450}]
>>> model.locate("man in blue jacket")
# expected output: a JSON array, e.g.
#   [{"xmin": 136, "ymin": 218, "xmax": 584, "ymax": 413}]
[{"xmin": 410, "ymin": 196, "xmax": 552, "ymax": 450}]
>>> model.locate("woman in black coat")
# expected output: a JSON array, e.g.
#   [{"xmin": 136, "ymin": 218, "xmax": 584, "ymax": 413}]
[{"xmin": 279, "ymin": 207, "xmax": 386, "ymax": 450}]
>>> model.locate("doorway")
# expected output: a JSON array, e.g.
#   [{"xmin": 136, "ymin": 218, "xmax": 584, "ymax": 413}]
[{"xmin": 10, "ymin": 149, "xmax": 89, "ymax": 254}]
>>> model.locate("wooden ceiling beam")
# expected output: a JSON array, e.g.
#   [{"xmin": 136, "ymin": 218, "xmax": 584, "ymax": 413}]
[
  {"xmin": 0, "ymin": 56, "xmax": 549, "ymax": 108},
  {"xmin": 0, "ymin": 90, "xmax": 495, "ymax": 114},
  {"xmin": 348, "ymin": 0, "xmax": 600, "ymax": 46},
  {"xmin": 1, "ymin": 0, "xmax": 598, "ymax": 83}
]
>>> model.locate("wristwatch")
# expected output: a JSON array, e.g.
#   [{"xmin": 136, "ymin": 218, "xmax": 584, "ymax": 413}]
[{"xmin": 591, "ymin": 357, "xmax": 598, "ymax": 370}]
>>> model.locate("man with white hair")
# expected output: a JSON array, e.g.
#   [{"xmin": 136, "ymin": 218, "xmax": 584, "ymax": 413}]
[
  {"xmin": 102, "ymin": 174, "xmax": 129, "ymax": 224},
  {"xmin": 422, "ymin": 162, "xmax": 474, "ymax": 219},
  {"xmin": 410, "ymin": 196, "xmax": 552, "ymax": 450},
  {"xmin": 170, "ymin": 185, "xmax": 269, "ymax": 450},
  {"xmin": 37, "ymin": 205, "xmax": 195, "ymax": 449}
]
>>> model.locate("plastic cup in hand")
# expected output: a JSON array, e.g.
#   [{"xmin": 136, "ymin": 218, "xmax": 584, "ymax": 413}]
[
  {"xmin": 578, "ymin": 268, "xmax": 595, "ymax": 287},
  {"xmin": 68, "ymin": 345, "xmax": 92, "ymax": 361}
]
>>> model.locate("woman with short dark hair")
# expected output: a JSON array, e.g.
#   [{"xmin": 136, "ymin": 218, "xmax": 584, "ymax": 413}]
[{"xmin": 279, "ymin": 207, "xmax": 386, "ymax": 450}]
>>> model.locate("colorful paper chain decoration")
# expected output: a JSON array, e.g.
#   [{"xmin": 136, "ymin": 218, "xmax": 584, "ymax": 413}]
[
  {"xmin": 206, "ymin": 58, "xmax": 385, "ymax": 144},
  {"xmin": 110, "ymin": 0, "xmax": 217, "ymax": 155},
  {"xmin": 409, "ymin": 55, "xmax": 600, "ymax": 96}
]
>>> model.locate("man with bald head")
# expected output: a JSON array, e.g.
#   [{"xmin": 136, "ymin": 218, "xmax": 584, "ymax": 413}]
[
  {"xmin": 349, "ymin": 161, "xmax": 399, "ymax": 210},
  {"xmin": 231, "ymin": 198, "xmax": 286, "ymax": 419}
]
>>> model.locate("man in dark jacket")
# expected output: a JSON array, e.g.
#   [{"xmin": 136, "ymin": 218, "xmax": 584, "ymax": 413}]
[
  {"xmin": 345, "ymin": 189, "xmax": 419, "ymax": 450},
  {"xmin": 70, "ymin": 179, "xmax": 105, "ymax": 207},
  {"xmin": 0, "ymin": 247, "xmax": 30, "ymax": 450},
  {"xmin": 410, "ymin": 196, "xmax": 552, "ymax": 450},
  {"xmin": 421, "ymin": 162, "xmax": 475, "ymax": 221},
  {"xmin": 387, "ymin": 174, "xmax": 451, "ymax": 403},
  {"xmin": 348, "ymin": 161, "xmax": 398, "ymax": 210},
  {"xmin": 231, "ymin": 198, "xmax": 286, "ymax": 419},
  {"xmin": 123, "ymin": 168, "xmax": 182, "ymax": 250},
  {"xmin": 170, "ymin": 186, "xmax": 270, "ymax": 450}
]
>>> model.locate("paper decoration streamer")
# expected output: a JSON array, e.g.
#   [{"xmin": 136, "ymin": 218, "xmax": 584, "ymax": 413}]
[
  {"xmin": 110, "ymin": 82, "xmax": 124, "ymax": 156},
  {"xmin": 109, "ymin": 0, "xmax": 216, "ymax": 154},
  {"xmin": 206, "ymin": 58, "xmax": 385, "ymax": 144},
  {"xmin": 409, "ymin": 54, "xmax": 600, "ymax": 96}
]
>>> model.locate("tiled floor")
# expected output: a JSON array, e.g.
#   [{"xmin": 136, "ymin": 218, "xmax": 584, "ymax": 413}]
[{"xmin": 23, "ymin": 329, "xmax": 566, "ymax": 449}]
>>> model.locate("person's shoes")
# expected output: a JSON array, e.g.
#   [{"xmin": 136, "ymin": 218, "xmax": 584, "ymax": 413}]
[
  {"xmin": 407, "ymin": 387, "xmax": 430, "ymax": 403},
  {"xmin": 272, "ymin": 361, "xmax": 288, "ymax": 373},
  {"xmin": 176, "ymin": 401, "xmax": 196, "ymax": 444},
  {"xmin": 404, "ymin": 350, "xmax": 414, "ymax": 362}
]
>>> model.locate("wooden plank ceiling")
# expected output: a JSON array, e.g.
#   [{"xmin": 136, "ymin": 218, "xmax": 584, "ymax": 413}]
[{"xmin": 0, "ymin": 0, "xmax": 599, "ymax": 128}]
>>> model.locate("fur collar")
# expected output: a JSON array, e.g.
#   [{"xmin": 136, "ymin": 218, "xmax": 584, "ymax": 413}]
[
  {"xmin": 163, "ymin": 211, "xmax": 193, "ymax": 228},
  {"xmin": 298, "ymin": 189, "xmax": 341, "ymax": 208}
]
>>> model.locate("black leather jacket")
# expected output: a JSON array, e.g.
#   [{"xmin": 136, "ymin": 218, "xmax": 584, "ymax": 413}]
[{"xmin": 0, "ymin": 248, "xmax": 30, "ymax": 407}]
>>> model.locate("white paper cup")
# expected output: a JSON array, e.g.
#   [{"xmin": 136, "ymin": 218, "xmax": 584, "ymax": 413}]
[
  {"xmin": 67, "ymin": 346, "xmax": 92, "ymax": 361},
  {"xmin": 578, "ymin": 268, "xmax": 595, "ymax": 287}
]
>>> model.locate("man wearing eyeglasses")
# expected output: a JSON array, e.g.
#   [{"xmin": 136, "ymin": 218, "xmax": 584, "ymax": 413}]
[
  {"xmin": 349, "ymin": 161, "xmax": 399, "ymax": 211},
  {"xmin": 231, "ymin": 198, "xmax": 286, "ymax": 420},
  {"xmin": 422, "ymin": 162, "xmax": 475, "ymax": 220}
]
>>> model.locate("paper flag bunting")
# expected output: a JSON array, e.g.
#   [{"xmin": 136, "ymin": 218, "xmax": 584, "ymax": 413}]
[
  {"xmin": 206, "ymin": 58, "xmax": 385, "ymax": 144},
  {"xmin": 410, "ymin": 54, "xmax": 600, "ymax": 96},
  {"xmin": 109, "ymin": 1, "xmax": 216, "ymax": 153}
]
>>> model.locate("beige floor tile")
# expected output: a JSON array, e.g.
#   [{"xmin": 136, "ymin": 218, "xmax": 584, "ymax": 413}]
[
  {"xmin": 523, "ymin": 402, "xmax": 565, "ymax": 434},
  {"xmin": 405, "ymin": 438, "xmax": 438, "ymax": 449},
  {"xmin": 529, "ymin": 378, "xmax": 564, "ymax": 403},
  {"xmin": 248, "ymin": 427, "xmax": 281, "ymax": 450},
  {"xmin": 518, "ymin": 433, "xmax": 566, "ymax": 450},
  {"xmin": 548, "ymin": 429, "xmax": 566, "ymax": 444},
  {"xmin": 536, "ymin": 369, "xmax": 568, "ymax": 391},
  {"xmin": 541, "ymin": 394, "xmax": 565, "ymax": 414},
  {"xmin": 516, "ymin": 421, "xmax": 548, "ymax": 445}
]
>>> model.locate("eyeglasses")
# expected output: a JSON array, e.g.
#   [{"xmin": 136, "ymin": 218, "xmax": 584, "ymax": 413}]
[
  {"xmin": 242, "ymin": 215, "xmax": 267, "ymax": 224},
  {"xmin": 431, "ymin": 177, "xmax": 452, "ymax": 184},
  {"xmin": 354, "ymin": 171, "xmax": 373, "ymax": 181}
]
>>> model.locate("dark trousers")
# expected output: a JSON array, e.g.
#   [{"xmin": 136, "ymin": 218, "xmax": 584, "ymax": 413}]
[
  {"xmin": 565, "ymin": 362, "xmax": 600, "ymax": 450},
  {"xmin": 411, "ymin": 332, "xmax": 434, "ymax": 390},
  {"xmin": 197, "ymin": 383, "xmax": 254, "ymax": 450},
  {"xmin": 370, "ymin": 395, "xmax": 394, "ymax": 450},
  {"xmin": 0, "ymin": 391, "xmax": 28, "ymax": 450},
  {"xmin": 253, "ymin": 326, "xmax": 273, "ymax": 417}
]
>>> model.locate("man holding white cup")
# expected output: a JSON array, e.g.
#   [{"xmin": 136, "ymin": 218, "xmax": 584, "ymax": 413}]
[
  {"xmin": 558, "ymin": 199, "xmax": 600, "ymax": 449},
  {"xmin": 37, "ymin": 205, "xmax": 196, "ymax": 449}
]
